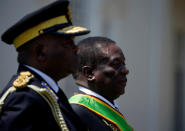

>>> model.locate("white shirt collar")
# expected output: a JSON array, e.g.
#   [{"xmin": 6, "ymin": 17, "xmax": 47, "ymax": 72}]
[
  {"xmin": 25, "ymin": 65, "xmax": 59, "ymax": 93},
  {"xmin": 78, "ymin": 86, "xmax": 119, "ymax": 112}
]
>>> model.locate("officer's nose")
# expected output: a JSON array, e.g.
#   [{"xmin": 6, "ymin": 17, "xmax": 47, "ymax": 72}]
[{"xmin": 73, "ymin": 46, "xmax": 78, "ymax": 54}]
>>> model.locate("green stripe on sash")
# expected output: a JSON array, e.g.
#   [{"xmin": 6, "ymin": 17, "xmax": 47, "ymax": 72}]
[{"xmin": 69, "ymin": 94, "xmax": 133, "ymax": 131}]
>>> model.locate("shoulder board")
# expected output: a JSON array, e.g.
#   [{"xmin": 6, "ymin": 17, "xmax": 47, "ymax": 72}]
[{"xmin": 13, "ymin": 71, "xmax": 34, "ymax": 89}]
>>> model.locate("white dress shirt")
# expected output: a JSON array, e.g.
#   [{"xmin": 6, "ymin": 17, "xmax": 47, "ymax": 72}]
[
  {"xmin": 78, "ymin": 86, "xmax": 120, "ymax": 112},
  {"xmin": 25, "ymin": 65, "xmax": 59, "ymax": 93}
]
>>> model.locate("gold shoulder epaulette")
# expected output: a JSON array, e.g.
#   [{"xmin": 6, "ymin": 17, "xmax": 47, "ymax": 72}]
[
  {"xmin": 0, "ymin": 72, "xmax": 33, "ymax": 112},
  {"xmin": 13, "ymin": 71, "xmax": 34, "ymax": 89},
  {"xmin": 0, "ymin": 71, "xmax": 68, "ymax": 130}
]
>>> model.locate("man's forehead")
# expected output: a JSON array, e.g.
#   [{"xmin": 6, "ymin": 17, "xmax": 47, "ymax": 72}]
[{"xmin": 99, "ymin": 44, "xmax": 125, "ymax": 58}]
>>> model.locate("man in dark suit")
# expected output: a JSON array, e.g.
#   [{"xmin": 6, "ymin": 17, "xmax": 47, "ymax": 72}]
[
  {"xmin": 0, "ymin": 0, "xmax": 90, "ymax": 131},
  {"xmin": 69, "ymin": 37, "xmax": 133, "ymax": 131}
]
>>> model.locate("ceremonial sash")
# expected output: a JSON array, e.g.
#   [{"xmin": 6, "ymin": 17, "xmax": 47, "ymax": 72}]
[{"xmin": 69, "ymin": 94, "xmax": 133, "ymax": 131}]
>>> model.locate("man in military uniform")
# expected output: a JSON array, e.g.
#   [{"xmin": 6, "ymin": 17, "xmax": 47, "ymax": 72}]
[
  {"xmin": 0, "ymin": 0, "xmax": 90, "ymax": 131},
  {"xmin": 69, "ymin": 37, "xmax": 133, "ymax": 131}
]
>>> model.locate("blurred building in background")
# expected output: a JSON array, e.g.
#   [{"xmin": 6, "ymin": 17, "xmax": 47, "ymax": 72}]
[{"xmin": 0, "ymin": 0, "xmax": 184, "ymax": 130}]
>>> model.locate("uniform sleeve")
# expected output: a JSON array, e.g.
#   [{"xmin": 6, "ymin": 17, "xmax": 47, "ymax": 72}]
[{"xmin": 0, "ymin": 88, "xmax": 48, "ymax": 131}]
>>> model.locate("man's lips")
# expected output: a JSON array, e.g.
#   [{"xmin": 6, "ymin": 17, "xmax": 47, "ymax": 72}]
[
  {"xmin": 118, "ymin": 77, "xmax": 127, "ymax": 87},
  {"xmin": 120, "ymin": 80, "xmax": 127, "ymax": 87}
]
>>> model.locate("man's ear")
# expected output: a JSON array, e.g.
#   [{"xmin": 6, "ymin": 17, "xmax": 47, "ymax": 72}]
[
  {"xmin": 81, "ymin": 66, "xmax": 95, "ymax": 82},
  {"xmin": 34, "ymin": 43, "xmax": 47, "ymax": 62}
]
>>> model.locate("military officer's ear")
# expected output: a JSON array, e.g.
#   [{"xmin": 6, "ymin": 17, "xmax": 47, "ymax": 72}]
[
  {"xmin": 34, "ymin": 42, "xmax": 47, "ymax": 62},
  {"xmin": 82, "ymin": 66, "xmax": 95, "ymax": 82}
]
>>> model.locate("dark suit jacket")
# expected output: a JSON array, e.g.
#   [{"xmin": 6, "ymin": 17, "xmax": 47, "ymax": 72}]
[
  {"xmin": 70, "ymin": 92, "xmax": 116, "ymax": 131},
  {"xmin": 0, "ymin": 65, "xmax": 87, "ymax": 131}
]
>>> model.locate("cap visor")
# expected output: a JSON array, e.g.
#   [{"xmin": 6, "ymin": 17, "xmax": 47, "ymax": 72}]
[{"xmin": 53, "ymin": 25, "xmax": 90, "ymax": 36}]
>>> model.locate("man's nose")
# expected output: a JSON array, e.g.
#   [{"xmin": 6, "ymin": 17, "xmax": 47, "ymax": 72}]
[
  {"xmin": 119, "ymin": 65, "xmax": 129, "ymax": 75},
  {"xmin": 124, "ymin": 67, "xmax": 129, "ymax": 75}
]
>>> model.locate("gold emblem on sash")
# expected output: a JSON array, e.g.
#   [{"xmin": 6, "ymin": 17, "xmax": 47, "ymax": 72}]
[
  {"xmin": 103, "ymin": 119, "xmax": 119, "ymax": 131},
  {"xmin": 13, "ymin": 71, "xmax": 34, "ymax": 88}
]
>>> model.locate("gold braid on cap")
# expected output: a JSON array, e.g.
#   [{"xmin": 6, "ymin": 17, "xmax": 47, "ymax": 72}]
[
  {"xmin": 0, "ymin": 71, "xmax": 68, "ymax": 131},
  {"xmin": 13, "ymin": 16, "xmax": 68, "ymax": 49}
]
